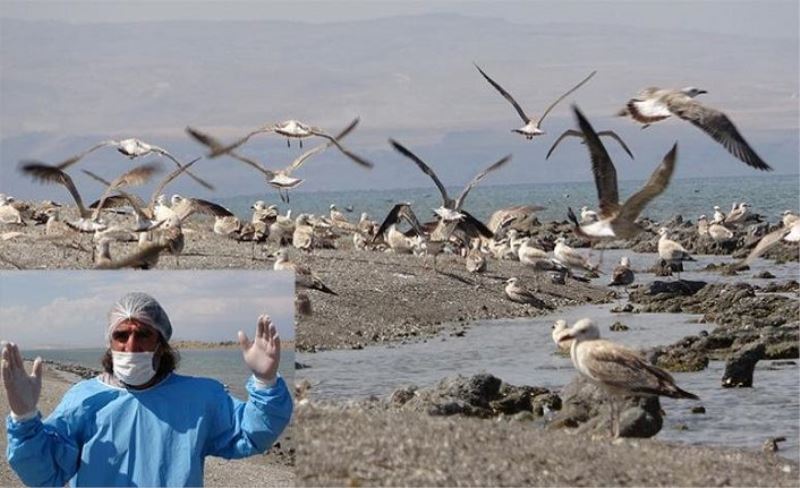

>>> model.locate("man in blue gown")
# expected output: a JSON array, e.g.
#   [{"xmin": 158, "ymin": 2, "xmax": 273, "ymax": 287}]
[{"xmin": 3, "ymin": 292, "xmax": 293, "ymax": 487}]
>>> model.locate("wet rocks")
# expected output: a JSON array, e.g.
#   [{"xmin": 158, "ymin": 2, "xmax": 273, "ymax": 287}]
[
  {"xmin": 549, "ymin": 375, "xmax": 663, "ymax": 438},
  {"xmin": 754, "ymin": 271, "xmax": 776, "ymax": 279},
  {"xmin": 388, "ymin": 373, "xmax": 559, "ymax": 419},
  {"xmin": 721, "ymin": 341, "xmax": 766, "ymax": 387},
  {"xmin": 609, "ymin": 321, "xmax": 630, "ymax": 332}
]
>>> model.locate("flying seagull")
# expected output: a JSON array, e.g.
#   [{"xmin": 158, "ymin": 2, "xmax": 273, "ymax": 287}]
[
  {"xmin": 566, "ymin": 105, "xmax": 678, "ymax": 241},
  {"xmin": 31, "ymin": 137, "xmax": 214, "ymax": 190},
  {"xmin": 474, "ymin": 63, "xmax": 596, "ymax": 139},
  {"xmin": 617, "ymin": 87, "xmax": 771, "ymax": 171},
  {"xmin": 546, "ymin": 128, "xmax": 634, "ymax": 160},
  {"xmin": 187, "ymin": 118, "xmax": 367, "ymax": 202}
]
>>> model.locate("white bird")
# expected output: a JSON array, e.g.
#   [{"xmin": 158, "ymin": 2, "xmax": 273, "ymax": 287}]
[
  {"xmin": 465, "ymin": 242, "xmax": 487, "ymax": 273},
  {"xmin": 554, "ymin": 236, "xmax": 599, "ymax": 274},
  {"xmin": 712, "ymin": 205, "xmax": 726, "ymax": 224},
  {"xmin": 736, "ymin": 219, "xmax": 800, "ymax": 268},
  {"xmin": 40, "ymin": 137, "xmax": 214, "ymax": 190},
  {"xmin": 474, "ymin": 64, "xmax": 597, "ymax": 139},
  {"xmin": 187, "ymin": 119, "xmax": 367, "ymax": 202},
  {"xmin": 579, "ymin": 206, "xmax": 599, "ymax": 224},
  {"xmin": 551, "ymin": 319, "xmax": 572, "ymax": 352},
  {"xmin": 504, "ymin": 277, "xmax": 551, "ymax": 308},
  {"xmin": 708, "ymin": 221, "xmax": 734, "ymax": 242},
  {"xmin": 566, "ymin": 106, "xmax": 677, "ymax": 241},
  {"xmin": 782, "ymin": 210, "xmax": 799, "ymax": 228},
  {"xmin": 0, "ymin": 196, "xmax": 24, "ymax": 225},
  {"xmin": 724, "ymin": 202, "xmax": 750, "ymax": 226},
  {"xmin": 658, "ymin": 227, "xmax": 694, "ymax": 274},
  {"xmin": 617, "ymin": 87, "xmax": 771, "ymax": 170},
  {"xmin": 488, "ymin": 204, "xmax": 546, "ymax": 235},
  {"xmin": 697, "ymin": 215, "xmax": 709, "ymax": 236},
  {"xmin": 558, "ymin": 318, "xmax": 698, "ymax": 437},
  {"xmin": 273, "ymin": 248, "xmax": 337, "ymax": 295},
  {"xmin": 518, "ymin": 237, "xmax": 564, "ymax": 272},
  {"xmin": 195, "ymin": 118, "xmax": 374, "ymax": 168}
]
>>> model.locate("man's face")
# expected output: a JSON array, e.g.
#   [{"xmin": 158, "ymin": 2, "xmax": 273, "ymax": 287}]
[{"xmin": 110, "ymin": 320, "xmax": 160, "ymax": 353}]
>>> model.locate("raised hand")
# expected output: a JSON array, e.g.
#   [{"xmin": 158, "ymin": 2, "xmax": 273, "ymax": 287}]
[
  {"xmin": 237, "ymin": 315, "xmax": 281, "ymax": 383},
  {"xmin": 1, "ymin": 341, "xmax": 43, "ymax": 417}
]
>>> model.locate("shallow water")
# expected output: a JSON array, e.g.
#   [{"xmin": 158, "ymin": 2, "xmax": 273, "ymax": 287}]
[{"xmin": 297, "ymin": 255, "xmax": 800, "ymax": 461}]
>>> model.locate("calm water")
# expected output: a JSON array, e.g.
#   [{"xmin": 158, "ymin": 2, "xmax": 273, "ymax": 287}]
[
  {"xmin": 219, "ymin": 174, "xmax": 799, "ymax": 224},
  {"xmin": 25, "ymin": 348, "xmax": 295, "ymax": 400},
  {"xmin": 297, "ymin": 252, "xmax": 800, "ymax": 461}
]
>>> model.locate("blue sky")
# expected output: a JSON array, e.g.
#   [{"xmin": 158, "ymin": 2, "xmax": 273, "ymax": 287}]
[{"xmin": 0, "ymin": 270, "xmax": 295, "ymax": 348}]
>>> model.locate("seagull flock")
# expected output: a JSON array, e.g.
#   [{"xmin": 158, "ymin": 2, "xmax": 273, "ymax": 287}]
[{"xmin": 3, "ymin": 66, "xmax": 796, "ymax": 437}]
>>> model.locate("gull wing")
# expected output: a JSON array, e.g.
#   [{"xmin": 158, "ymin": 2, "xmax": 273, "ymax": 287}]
[
  {"xmin": 546, "ymin": 129, "xmax": 583, "ymax": 160},
  {"xmin": 617, "ymin": 143, "xmax": 677, "ymax": 223},
  {"xmin": 537, "ymin": 70, "xmax": 597, "ymax": 128},
  {"xmin": 454, "ymin": 155, "xmax": 511, "ymax": 210},
  {"xmin": 737, "ymin": 226, "xmax": 791, "ymax": 268},
  {"xmin": 148, "ymin": 157, "xmax": 203, "ymax": 212},
  {"xmin": 149, "ymin": 145, "xmax": 214, "ymax": 190},
  {"xmin": 84, "ymin": 162, "xmax": 162, "ymax": 220},
  {"xmin": 174, "ymin": 197, "xmax": 235, "ymax": 221},
  {"xmin": 288, "ymin": 117, "xmax": 360, "ymax": 173},
  {"xmin": 458, "ymin": 210, "xmax": 494, "ymax": 239},
  {"xmin": 572, "ymin": 105, "xmax": 620, "ymax": 218},
  {"xmin": 19, "ymin": 162, "xmax": 89, "ymax": 217},
  {"xmin": 55, "ymin": 140, "xmax": 118, "ymax": 170},
  {"xmin": 390, "ymin": 139, "xmax": 451, "ymax": 208},
  {"xmin": 665, "ymin": 96, "xmax": 771, "ymax": 171},
  {"xmin": 596, "ymin": 131, "xmax": 635, "ymax": 159},
  {"xmin": 308, "ymin": 118, "xmax": 374, "ymax": 168},
  {"xmin": 187, "ymin": 126, "xmax": 275, "ymax": 178},
  {"xmin": 474, "ymin": 63, "xmax": 530, "ymax": 123}
]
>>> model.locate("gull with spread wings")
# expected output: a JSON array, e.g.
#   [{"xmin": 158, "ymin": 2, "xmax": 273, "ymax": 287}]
[
  {"xmin": 566, "ymin": 105, "xmax": 678, "ymax": 241},
  {"xmin": 617, "ymin": 87, "xmax": 771, "ymax": 171},
  {"xmin": 474, "ymin": 63, "xmax": 596, "ymax": 139}
]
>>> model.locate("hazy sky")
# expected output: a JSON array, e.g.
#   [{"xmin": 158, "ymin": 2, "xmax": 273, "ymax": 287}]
[
  {"xmin": 0, "ymin": 1, "xmax": 797, "ymax": 202},
  {"xmin": 0, "ymin": 270, "xmax": 295, "ymax": 348}
]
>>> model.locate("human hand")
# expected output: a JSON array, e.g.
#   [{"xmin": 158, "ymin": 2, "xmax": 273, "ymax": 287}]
[
  {"xmin": 1, "ymin": 342, "xmax": 43, "ymax": 417},
  {"xmin": 238, "ymin": 315, "xmax": 280, "ymax": 383}
]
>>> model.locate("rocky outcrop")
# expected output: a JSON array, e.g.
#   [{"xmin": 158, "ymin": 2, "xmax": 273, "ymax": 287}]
[{"xmin": 721, "ymin": 341, "xmax": 766, "ymax": 387}]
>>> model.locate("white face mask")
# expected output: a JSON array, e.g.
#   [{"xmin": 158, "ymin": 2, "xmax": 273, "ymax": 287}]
[{"xmin": 111, "ymin": 350, "xmax": 158, "ymax": 386}]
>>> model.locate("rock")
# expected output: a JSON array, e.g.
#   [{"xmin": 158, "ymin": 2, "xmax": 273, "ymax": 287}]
[
  {"xmin": 691, "ymin": 406, "xmax": 706, "ymax": 414},
  {"xmin": 754, "ymin": 271, "xmax": 775, "ymax": 279},
  {"xmin": 609, "ymin": 321, "xmax": 630, "ymax": 332},
  {"xmin": 722, "ymin": 341, "xmax": 766, "ymax": 387},
  {"xmin": 646, "ymin": 280, "xmax": 707, "ymax": 296},
  {"xmin": 389, "ymin": 373, "xmax": 556, "ymax": 419},
  {"xmin": 295, "ymin": 361, "xmax": 311, "ymax": 370},
  {"xmin": 762, "ymin": 280, "xmax": 799, "ymax": 293},
  {"xmin": 549, "ymin": 375, "xmax": 663, "ymax": 438}
]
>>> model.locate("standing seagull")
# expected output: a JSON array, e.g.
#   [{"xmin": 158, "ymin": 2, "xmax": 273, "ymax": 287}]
[
  {"xmin": 558, "ymin": 318, "xmax": 698, "ymax": 438},
  {"xmin": 273, "ymin": 248, "xmax": 338, "ymax": 295},
  {"xmin": 609, "ymin": 256, "xmax": 635, "ymax": 287},
  {"xmin": 658, "ymin": 227, "xmax": 695, "ymax": 275},
  {"xmin": 475, "ymin": 64, "xmax": 597, "ymax": 139},
  {"xmin": 565, "ymin": 106, "xmax": 678, "ymax": 241},
  {"xmin": 617, "ymin": 87, "xmax": 771, "ymax": 171},
  {"xmin": 504, "ymin": 278, "xmax": 552, "ymax": 308}
]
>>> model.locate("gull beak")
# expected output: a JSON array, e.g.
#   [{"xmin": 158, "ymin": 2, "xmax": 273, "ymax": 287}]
[{"xmin": 557, "ymin": 333, "xmax": 574, "ymax": 344}]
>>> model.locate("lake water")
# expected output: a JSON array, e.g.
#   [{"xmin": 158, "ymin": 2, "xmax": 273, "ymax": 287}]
[
  {"xmin": 218, "ymin": 173, "xmax": 799, "ymax": 225},
  {"xmin": 297, "ymin": 251, "xmax": 800, "ymax": 461},
  {"xmin": 25, "ymin": 348, "xmax": 295, "ymax": 400}
]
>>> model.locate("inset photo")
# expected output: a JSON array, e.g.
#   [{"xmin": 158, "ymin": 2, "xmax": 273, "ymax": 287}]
[{"xmin": 0, "ymin": 270, "xmax": 295, "ymax": 487}]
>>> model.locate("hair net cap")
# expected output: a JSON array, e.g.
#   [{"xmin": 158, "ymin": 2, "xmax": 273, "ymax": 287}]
[{"xmin": 107, "ymin": 292, "xmax": 172, "ymax": 342}]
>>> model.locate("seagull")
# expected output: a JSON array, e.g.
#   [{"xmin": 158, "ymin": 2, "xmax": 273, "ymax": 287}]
[
  {"xmin": 389, "ymin": 139, "xmax": 506, "ymax": 250},
  {"xmin": 565, "ymin": 106, "xmax": 678, "ymax": 241},
  {"xmin": 782, "ymin": 210, "xmax": 799, "ymax": 228},
  {"xmin": 373, "ymin": 203, "xmax": 427, "ymax": 254},
  {"xmin": 551, "ymin": 319, "xmax": 572, "ymax": 352},
  {"xmin": 697, "ymin": 215, "xmax": 710, "ymax": 236},
  {"xmin": 38, "ymin": 137, "xmax": 214, "ymax": 190},
  {"xmin": 273, "ymin": 248, "xmax": 337, "ymax": 295},
  {"xmin": 554, "ymin": 236, "xmax": 600, "ymax": 275},
  {"xmin": 19, "ymin": 162, "xmax": 160, "ymax": 233},
  {"xmin": 724, "ymin": 202, "xmax": 750, "ymax": 226},
  {"xmin": 487, "ymin": 204, "xmax": 546, "ymax": 235},
  {"xmin": 546, "ymin": 129, "xmax": 634, "ymax": 160},
  {"xmin": 0, "ymin": 196, "xmax": 24, "ymax": 225},
  {"xmin": 658, "ymin": 227, "xmax": 694, "ymax": 275},
  {"xmin": 617, "ymin": 87, "xmax": 771, "ymax": 170},
  {"xmin": 187, "ymin": 118, "xmax": 366, "ymax": 202},
  {"xmin": 580, "ymin": 206, "xmax": 599, "ymax": 224},
  {"xmin": 609, "ymin": 256, "xmax": 635, "ymax": 287},
  {"xmin": 504, "ymin": 277, "xmax": 552, "ymax": 308},
  {"xmin": 713, "ymin": 205, "xmax": 726, "ymax": 224},
  {"xmin": 474, "ymin": 64, "xmax": 597, "ymax": 139},
  {"xmin": 735, "ymin": 219, "xmax": 800, "ymax": 269},
  {"xmin": 558, "ymin": 318, "xmax": 698, "ymax": 438},
  {"xmin": 518, "ymin": 237, "xmax": 565, "ymax": 272},
  {"xmin": 708, "ymin": 221, "xmax": 734, "ymax": 242},
  {"xmin": 195, "ymin": 117, "xmax": 374, "ymax": 168}
]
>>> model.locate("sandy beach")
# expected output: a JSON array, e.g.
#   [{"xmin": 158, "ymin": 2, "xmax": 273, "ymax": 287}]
[{"xmin": 0, "ymin": 361, "xmax": 294, "ymax": 487}]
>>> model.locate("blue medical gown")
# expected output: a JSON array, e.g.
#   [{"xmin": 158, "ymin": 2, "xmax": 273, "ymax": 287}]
[{"xmin": 6, "ymin": 373, "xmax": 293, "ymax": 487}]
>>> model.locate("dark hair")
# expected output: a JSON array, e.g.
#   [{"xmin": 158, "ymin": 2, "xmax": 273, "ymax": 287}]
[{"xmin": 101, "ymin": 335, "xmax": 180, "ymax": 377}]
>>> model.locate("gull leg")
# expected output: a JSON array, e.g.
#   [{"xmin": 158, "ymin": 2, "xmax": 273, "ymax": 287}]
[{"xmin": 286, "ymin": 139, "xmax": 290, "ymax": 148}]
